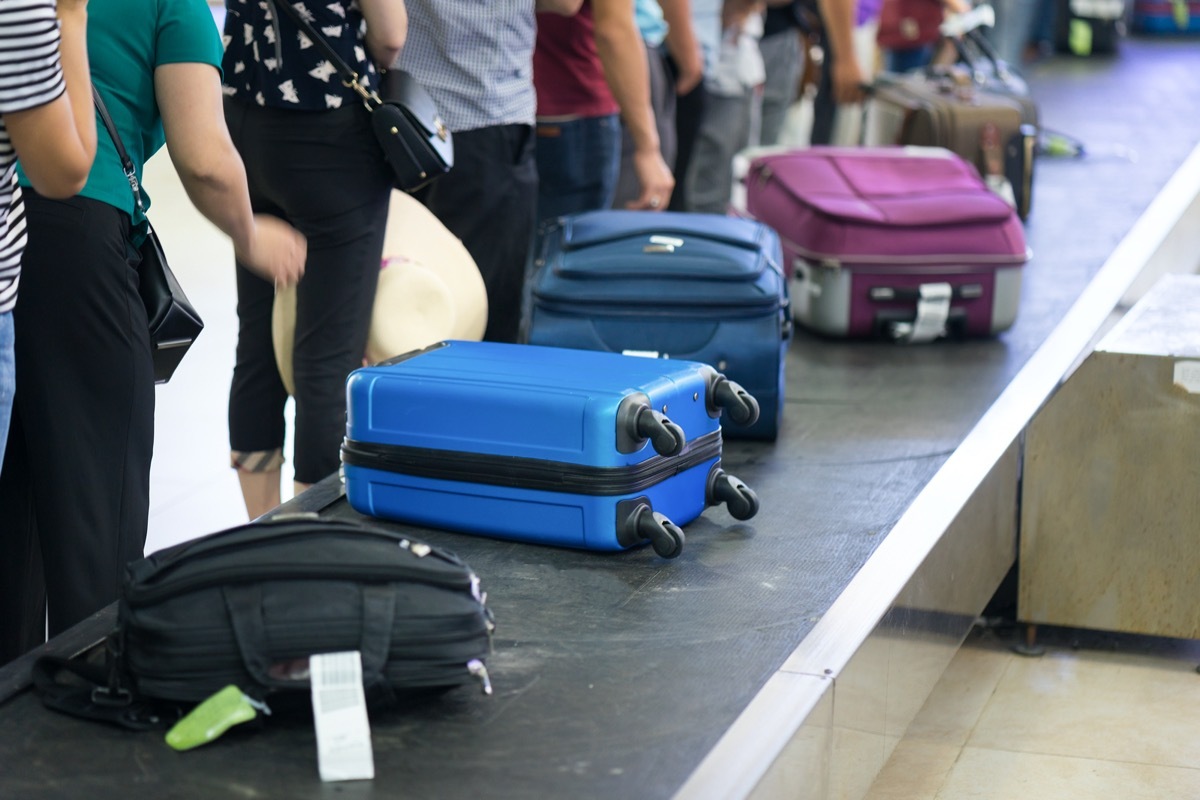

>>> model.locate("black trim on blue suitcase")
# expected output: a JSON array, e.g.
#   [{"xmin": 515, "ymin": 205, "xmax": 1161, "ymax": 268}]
[{"xmin": 341, "ymin": 431, "xmax": 723, "ymax": 495}]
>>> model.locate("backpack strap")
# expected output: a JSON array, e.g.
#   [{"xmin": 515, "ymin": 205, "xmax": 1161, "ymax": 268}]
[{"xmin": 31, "ymin": 640, "xmax": 168, "ymax": 731}]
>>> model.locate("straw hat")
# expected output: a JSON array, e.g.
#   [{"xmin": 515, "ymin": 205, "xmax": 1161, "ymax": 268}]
[{"xmin": 272, "ymin": 191, "xmax": 488, "ymax": 395}]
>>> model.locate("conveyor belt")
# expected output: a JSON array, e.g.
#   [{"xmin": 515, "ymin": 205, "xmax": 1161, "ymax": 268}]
[{"xmin": 2, "ymin": 38, "xmax": 1200, "ymax": 800}]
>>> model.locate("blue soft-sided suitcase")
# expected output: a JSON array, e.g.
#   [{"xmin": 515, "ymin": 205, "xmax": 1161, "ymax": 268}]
[
  {"xmin": 341, "ymin": 340, "xmax": 760, "ymax": 558},
  {"xmin": 526, "ymin": 210, "xmax": 791, "ymax": 441}
]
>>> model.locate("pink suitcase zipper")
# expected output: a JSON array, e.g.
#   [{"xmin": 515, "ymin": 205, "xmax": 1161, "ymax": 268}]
[{"xmin": 744, "ymin": 146, "xmax": 1029, "ymax": 342}]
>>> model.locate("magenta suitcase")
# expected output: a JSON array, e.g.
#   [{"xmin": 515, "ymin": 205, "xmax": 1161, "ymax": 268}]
[{"xmin": 744, "ymin": 146, "xmax": 1030, "ymax": 342}]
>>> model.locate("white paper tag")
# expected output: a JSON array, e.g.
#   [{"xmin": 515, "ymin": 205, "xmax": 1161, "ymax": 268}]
[
  {"xmin": 1173, "ymin": 360, "xmax": 1200, "ymax": 393},
  {"xmin": 310, "ymin": 651, "xmax": 375, "ymax": 782},
  {"xmin": 907, "ymin": 283, "xmax": 952, "ymax": 343}
]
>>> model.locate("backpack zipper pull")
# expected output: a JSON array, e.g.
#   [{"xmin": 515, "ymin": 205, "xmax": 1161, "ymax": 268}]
[{"xmin": 467, "ymin": 659, "xmax": 493, "ymax": 696}]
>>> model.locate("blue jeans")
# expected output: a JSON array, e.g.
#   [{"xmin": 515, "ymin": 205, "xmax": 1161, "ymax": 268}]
[
  {"xmin": 0, "ymin": 311, "xmax": 13, "ymax": 468},
  {"xmin": 535, "ymin": 113, "xmax": 621, "ymax": 226}
]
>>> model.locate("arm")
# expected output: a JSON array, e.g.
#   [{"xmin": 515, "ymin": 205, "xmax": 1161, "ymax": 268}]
[
  {"xmin": 592, "ymin": 0, "xmax": 675, "ymax": 210},
  {"xmin": 154, "ymin": 63, "xmax": 305, "ymax": 286},
  {"xmin": 815, "ymin": 0, "xmax": 866, "ymax": 104},
  {"xmin": 5, "ymin": 0, "xmax": 97, "ymax": 198},
  {"xmin": 359, "ymin": 0, "xmax": 407, "ymax": 69},
  {"xmin": 658, "ymin": 0, "xmax": 704, "ymax": 95},
  {"xmin": 536, "ymin": 0, "xmax": 585, "ymax": 12},
  {"xmin": 722, "ymin": 0, "xmax": 764, "ymax": 30}
]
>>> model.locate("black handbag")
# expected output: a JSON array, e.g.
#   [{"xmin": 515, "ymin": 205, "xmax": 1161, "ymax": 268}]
[
  {"xmin": 271, "ymin": 0, "xmax": 453, "ymax": 193},
  {"xmin": 32, "ymin": 515, "xmax": 494, "ymax": 729},
  {"xmin": 93, "ymin": 87, "xmax": 203, "ymax": 384}
]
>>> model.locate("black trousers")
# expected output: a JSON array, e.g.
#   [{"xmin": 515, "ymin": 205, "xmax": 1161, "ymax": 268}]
[
  {"xmin": 225, "ymin": 99, "xmax": 394, "ymax": 484},
  {"xmin": 668, "ymin": 74, "xmax": 707, "ymax": 213},
  {"xmin": 413, "ymin": 124, "xmax": 538, "ymax": 344},
  {"xmin": 810, "ymin": 41, "xmax": 837, "ymax": 146},
  {"xmin": 0, "ymin": 194, "xmax": 153, "ymax": 663}
]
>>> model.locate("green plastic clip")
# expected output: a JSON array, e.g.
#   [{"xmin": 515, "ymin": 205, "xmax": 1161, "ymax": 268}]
[
  {"xmin": 1068, "ymin": 19, "xmax": 1094, "ymax": 57},
  {"xmin": 1172, "ymin": 0, "xmax": 1190, "ymax": 29},
  {"xmin": 165, "ymin": 685, "xmax": 270, "ymax": 751}
]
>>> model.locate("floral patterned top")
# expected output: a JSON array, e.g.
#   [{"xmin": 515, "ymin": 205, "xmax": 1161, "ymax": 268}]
[{"xmin": 221, "ymin": 0, "xmax": 379, "ymax": 111}]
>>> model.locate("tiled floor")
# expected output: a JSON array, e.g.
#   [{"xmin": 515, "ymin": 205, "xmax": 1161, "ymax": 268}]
[{"xmin": 863, "ymin": 623, "xmax": 1200, "ymax": 800}]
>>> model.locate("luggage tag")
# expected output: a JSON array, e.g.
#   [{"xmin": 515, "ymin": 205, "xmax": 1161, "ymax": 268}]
[
  {"xmin": 310, "ymin": 651, "xmax": 375, "ymax": 782},
  {"xmin": 165, "ymin": 685, "xmax": 270, "ymax": 751}
]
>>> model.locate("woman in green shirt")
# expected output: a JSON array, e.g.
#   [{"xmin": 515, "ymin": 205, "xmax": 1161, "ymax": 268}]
[{"xmin": 0, "ymin": 0, "xmax": 307, "ymax": 663}]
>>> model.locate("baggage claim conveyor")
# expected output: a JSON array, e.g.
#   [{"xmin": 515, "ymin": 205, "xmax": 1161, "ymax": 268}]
[{"xmin": 3, "ymin": 39, "xmax": 1200, "ymax": 800}]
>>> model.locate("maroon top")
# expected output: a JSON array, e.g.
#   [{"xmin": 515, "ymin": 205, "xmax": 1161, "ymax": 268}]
[{"xmin": 534, "ymin": 2, "xmax": 619, "ymax": 118}]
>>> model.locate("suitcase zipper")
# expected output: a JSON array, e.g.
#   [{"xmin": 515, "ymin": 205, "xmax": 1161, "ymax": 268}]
[
  {"xmin": 530, "ymin": 295, "xmax": 783, "ymax": 314},
  {"xmin": 341, "ymin": 430, "xmax": 723, "ymax": 495},
  {"xmin": 778, "ymin": 233, "xmax": 1029, "ymax": 268}
]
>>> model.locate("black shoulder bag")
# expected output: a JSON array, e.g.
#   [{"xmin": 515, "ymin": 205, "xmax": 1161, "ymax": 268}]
[
  {"xmin": 269, "ymin": 0, "xmax": 453, "ymax": 192},
  {"xmin": 93, "ymin": 87, "xmax": 204, "ymax": 384}
]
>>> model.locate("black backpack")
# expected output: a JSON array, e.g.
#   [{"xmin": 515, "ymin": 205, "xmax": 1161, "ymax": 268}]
[{"xmin": 33, "ymin": 515, "xmax": 494, "ymax": 729}]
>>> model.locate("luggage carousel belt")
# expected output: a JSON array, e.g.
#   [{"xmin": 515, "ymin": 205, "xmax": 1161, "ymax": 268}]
[{"xmin": 2, "ymin": 39, "xmax": 1199, "ymax": 800}]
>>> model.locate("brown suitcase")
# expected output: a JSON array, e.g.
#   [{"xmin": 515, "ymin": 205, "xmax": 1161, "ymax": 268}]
[{"xmin": 863, "ymin": 69, "xmax": 1038, "ymax": 220}]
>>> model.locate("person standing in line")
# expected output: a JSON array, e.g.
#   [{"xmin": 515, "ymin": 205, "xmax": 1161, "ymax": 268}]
[
  {"xmin": 758, "ymin": 1, "xmax": 807, "ymax": 146},
  {"xmin": 681, "ymin": 0, "xmax": 765, "ymax": 214},
  {"xmin": 399, "ymin": 0, "xmax": 583, "ymax": 346},
  {"xmin": 0, "ymin": 0, "xmax": 97, "ymax": 468},
  {"xmin": 534, "ymin": 0, "xmax": 675, "ymax": 224},
  {"xmin": 223, "ymin": 0, "xmax": 405, "ymax": 518},
  {"xmin": 669, "ymin": 0, "xmax": 722, "ymax": 211},
  {"xmin": 611, "ymin": 0, "xmax": 703, "ymax": 209},
  {"xmin": 808, "ymin": 0, "xmax": 872, "ymax": 145},
  {"xmin": 0, "ymin": 0, "xmax": 306, "ymax": 664}
]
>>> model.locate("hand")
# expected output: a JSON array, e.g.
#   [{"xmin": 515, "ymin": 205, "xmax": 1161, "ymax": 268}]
[
  {"xmin": 832, "ymin": 57, "xmax": 867, "ymax": 105},
  {"xmin": 673, "ymin": 44, "xmax": 705, "ymax": 96},
  {"xmin": 625, "ymin": 148, "xmax": 675, "ymax": 212},
  {"xmin": 238, "ymin": 214, "xmax": 307, "ymax": 287}
]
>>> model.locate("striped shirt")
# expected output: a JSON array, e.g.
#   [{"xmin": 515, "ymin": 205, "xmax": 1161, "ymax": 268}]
[{"xmin": 0, "ymin": 0, "xmax": 65, "ymax": 314}]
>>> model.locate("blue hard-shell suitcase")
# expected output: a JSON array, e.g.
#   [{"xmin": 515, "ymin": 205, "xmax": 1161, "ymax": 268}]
[
  {"xmin": 340, "ymin": 340, "xmax": 760, "ymax": 559},
  {"xmin": 525, "ymin": 210, "xmax": 791, "ymax": 441}
]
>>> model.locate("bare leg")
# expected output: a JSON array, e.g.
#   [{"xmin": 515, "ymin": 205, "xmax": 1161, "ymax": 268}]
[{"xmin": 237, "ymin": 468, "xmax": 282, "ymax": 520}]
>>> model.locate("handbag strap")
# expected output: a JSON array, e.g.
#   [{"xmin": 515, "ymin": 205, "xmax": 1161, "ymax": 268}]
[
  {"xmin": 267, "ymin": 0, "xmax": 379, "ymax": 107},
  {"xmin": 91, "ymin": 85, "xmax": 146, "ymax": 216}
]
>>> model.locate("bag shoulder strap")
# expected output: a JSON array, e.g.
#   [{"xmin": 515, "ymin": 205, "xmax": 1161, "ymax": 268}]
[
  {"xmin": 268, "ymin": 0, "xmax": 377, "ymax": 105},
  {"xmin": 92, "ymin": 85, "xmax": 145, "ymax": 215}
]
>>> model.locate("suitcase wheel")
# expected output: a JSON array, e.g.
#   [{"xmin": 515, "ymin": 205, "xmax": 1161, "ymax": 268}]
[
  {"xmin": 621, "ymin": 502, "xmax": 685, "ymax": 559},
  {"xmin": 619, "ymin": 398, "xmax": 686, "ymax": 455},
  {"xmin": 711, "ymin": 377, "xmax": 761, "ymax": 427},
  {"xmin": 707, "ymin": 468, "xmax": 760, "ymax": 521}
]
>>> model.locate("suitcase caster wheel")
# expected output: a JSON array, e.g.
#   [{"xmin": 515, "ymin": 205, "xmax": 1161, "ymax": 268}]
[
  {"xmin": 708, "ymin": 469, "xmax": 760, "ymax": 521},
  {"xmin": 632, "ymin": 505, "xmax": 685, "ymax": 559},
  {"xmin": 712, "ymin": 377, "xmax": 760, "ymax": 427},
  {"xmin": 636, "ymin": 407, "xmax": 686, "ymax": 457}
]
